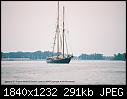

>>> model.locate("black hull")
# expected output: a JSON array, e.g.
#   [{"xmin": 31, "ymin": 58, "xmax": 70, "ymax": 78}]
[{"xmin": 46, "ymin": 57, "xmax": 72, "ymax": 64}]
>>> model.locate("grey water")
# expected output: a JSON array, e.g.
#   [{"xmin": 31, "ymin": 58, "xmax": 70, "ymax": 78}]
[{"xmin": 1, "ymin": 60, "xmax": 126, "ymax": 85}]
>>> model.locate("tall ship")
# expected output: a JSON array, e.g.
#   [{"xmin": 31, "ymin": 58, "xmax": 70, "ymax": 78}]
[{"xmin": 46, "ymin": 1, "xmax": 73, "ymax": 63}]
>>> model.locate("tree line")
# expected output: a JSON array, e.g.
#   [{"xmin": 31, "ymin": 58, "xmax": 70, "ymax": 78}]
[
  {"xmin": 78, "ymin": 53, "xmax": 126, "ymax": 61},
  {"xmin": 1, "ymin": 51, "xmax": 54, "ymax": 60},
  {"xmin": 1, "ymin": 51, "xmax": 126, "ymax": 61}
]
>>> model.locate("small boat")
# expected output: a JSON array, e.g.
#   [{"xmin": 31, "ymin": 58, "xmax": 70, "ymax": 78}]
[{"xmin": 46, "ymin": 1, "xmax": 73, "ymax": 64}]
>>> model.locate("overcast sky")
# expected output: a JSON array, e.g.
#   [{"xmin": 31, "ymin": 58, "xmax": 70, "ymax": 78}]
[{"xmin": 1, "ymin": 1, "xmax": 126, "ymax": 56}]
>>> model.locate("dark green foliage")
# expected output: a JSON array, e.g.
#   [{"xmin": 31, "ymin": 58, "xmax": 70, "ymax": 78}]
[
  {"xmin": 1, "ymin": 51, "xmax": 56, "ymax": 60},
  {"xmin": 113, "ymin": 53, "xmax": 126, "ymax": 61},
  {"xmin": 78, "ymin": 53, "xmax": 104, "ymax": 60}
]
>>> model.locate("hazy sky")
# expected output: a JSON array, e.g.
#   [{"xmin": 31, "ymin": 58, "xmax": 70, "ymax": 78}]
[{"xmin": 1, "ymin": 1, "xmax": 126, "ymax": 56}]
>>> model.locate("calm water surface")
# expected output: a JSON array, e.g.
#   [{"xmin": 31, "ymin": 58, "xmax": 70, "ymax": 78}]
[{"xmin": 1, "ymin": 60, "xmax": 126, "ymax": 85}]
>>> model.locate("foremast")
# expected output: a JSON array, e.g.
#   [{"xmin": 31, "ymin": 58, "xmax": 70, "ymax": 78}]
[
  {"xmin": 57, "ymin": 1, "xmax": 60, "ymax": 54},
  {"xmin": 63, "ymin": 6, "xmax": 65, "ymax": 58}
]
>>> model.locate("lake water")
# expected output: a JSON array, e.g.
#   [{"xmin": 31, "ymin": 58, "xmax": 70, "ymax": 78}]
[{"xmin": 1, "ymin": 60, "xmax": 126, "ymax": 85}]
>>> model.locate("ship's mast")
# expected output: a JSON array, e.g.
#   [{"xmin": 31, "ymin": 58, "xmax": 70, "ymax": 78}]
[
  {"xmin": 63, "ymin": 6, "xmax": 65, "ymax": 58},
  {"xmin": 57, "ymin": 1, "xmax": 60, "ymax": 54}
]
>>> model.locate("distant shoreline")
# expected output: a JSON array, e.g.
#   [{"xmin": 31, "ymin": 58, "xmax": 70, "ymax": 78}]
[
  {"xmin": 1, "ymin": 58, "xmax": 126, "ymax": 61},
  {"xmin": 1, "ymin": 51, "xmax": 126, "ymax": 61}
]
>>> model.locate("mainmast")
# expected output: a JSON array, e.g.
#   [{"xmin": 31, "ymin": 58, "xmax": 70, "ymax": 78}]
[
  {"xmin": 57, "ymin": 1, "xmax": 60, "ymax": 54},
  {"xmin": 63, "ymin": 6, "xmax": 65, "ymax": 58}
]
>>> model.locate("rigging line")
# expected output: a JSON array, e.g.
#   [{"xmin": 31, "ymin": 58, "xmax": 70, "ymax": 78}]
[
  {"xmin": 60, "ymin": 34, "xmax": 62, "ymax": 53},
  {"xmin": 67, "ymin": 30, "xmax": 73, "ymax": 55},
  {"xmin": 52, "ymin": 32, "xmax": 57, "ymax": 57},
  {"xmin": 64, "ymin": 33, "xmax": 68, "ymax": 55}
]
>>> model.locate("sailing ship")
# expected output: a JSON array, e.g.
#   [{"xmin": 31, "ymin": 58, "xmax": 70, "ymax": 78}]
[{"xmin": 46, "ymin": 1, "xmax": 73, "ymax": 63}]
